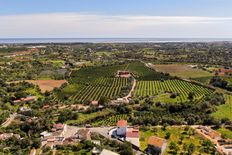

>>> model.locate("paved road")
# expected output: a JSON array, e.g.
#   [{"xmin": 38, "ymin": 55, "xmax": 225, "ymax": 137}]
[{"xmin": 68, "ymin": 126, "xmax": 145, "ymax": 154}]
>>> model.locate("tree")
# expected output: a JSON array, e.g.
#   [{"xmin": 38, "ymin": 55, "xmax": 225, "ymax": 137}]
[
  {"xmin": 188, "ymin": 92, "xmax": 195, "ymax": 100},
  {"xmin": 188, "ymin": 143, "xmax": 196, "ymax": 155},
  {"xmin": 98, "ymin": 96, "xmax": 109, "ymax": 106},
  {"xmin": 119, "ymin": 142, "xmax": 133, "ymax": 155},
  {"xmin": 165, "ymin": 132, "xmax": 171, "ymax": 139},
  {"xmin": 169, "ymin": 141, "xmax": 179, "ymax": 154}
]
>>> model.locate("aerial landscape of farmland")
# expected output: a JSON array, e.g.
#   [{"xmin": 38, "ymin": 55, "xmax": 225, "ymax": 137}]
[
  {"xmin": 1, "ymin": 0, "xmax": 232, "ymax": 155},
  {"xmin": 0, "ymin": 42, "xmax": 232, "ymax": 155}
]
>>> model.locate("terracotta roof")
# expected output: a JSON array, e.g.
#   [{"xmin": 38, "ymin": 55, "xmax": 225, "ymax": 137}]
[
  {"xmin": 43, "ymin": 105, "xmax": 50, "ymax": 109},
  {"xmin": 148, "ymin": 136, "xmax": 166, "ymax": 148},
  {"xmin": 117, "ymin": 120, "xmax": 127, "ymax": 127},
  {"xmin": 126, "ymin": 128, "xmax": 139, "ymax": 138},
  {"xmin": 23, "ymin": 96, "xmax": 36, "ymax": 101},
  {"xmin": 91, "ymin": 100, "xmax": 98, "ymax": 105},
  {"xmin": 54, "ymin": 123, "xmax": 63, "ymax": 128},
  {"xmin": 13, "ymin": 100, "xmax": 22, "ymax": 103},
  {"xmin": 126, "ymin": 131, "xmax": 139, "ymax": 138},
  {"xmin": 220, "ymin": 69, "xmax": 232, "ymax": 73}
]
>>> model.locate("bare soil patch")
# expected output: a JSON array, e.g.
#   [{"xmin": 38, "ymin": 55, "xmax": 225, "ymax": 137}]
[{"xmin": 26, "ymin": 80, "xmax": 67, "ymax": 93}]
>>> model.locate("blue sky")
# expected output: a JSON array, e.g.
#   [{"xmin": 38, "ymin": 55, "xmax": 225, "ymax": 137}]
[{"xmin": 1, "ymin": 0, "xmax": 232, "ymax": 38}]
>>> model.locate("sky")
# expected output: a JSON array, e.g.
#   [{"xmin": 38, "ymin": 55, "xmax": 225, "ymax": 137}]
[{"xmin": 1, "ymin": 0, "xmax": 232, "ymax": 38}]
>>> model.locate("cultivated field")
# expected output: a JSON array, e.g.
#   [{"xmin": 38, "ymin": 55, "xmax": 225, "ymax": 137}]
[
  {"xmin": 134, "ymin": 80, "xmax": 213, "ymax": 103},
  {"xmin": 92, "ymin": 114, "xmax": 129, "ymax": 126},
  {"xmin": 140, "ymin": 127, "xmax": 212, "ymax": 154},
  {"xmin": 153, "ymin": 64, "xmax": 212, "ymax": 80},
  {"xmin": 212, "ymin": 95, "xmax": 232, "ymax": 120},
  {"xmin": 217, "ymin": 127, "xmax": 232, "ymax": 139},
  {"xmin": 55, "ymin": 61, "xmax": 170, "ymax": 102},
  {"xmin": 55, "ymin": 63, "xmax": 130, "ymax": 102},
  {"xmin": 69, "ymin": 77, "xmax": 129, "ymax": 101},
  {"xmin": 26, "ymin": 80, "xmax": 67, "ymax": 93}
]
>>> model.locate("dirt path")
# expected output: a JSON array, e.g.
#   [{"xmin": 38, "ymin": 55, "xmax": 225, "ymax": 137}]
[
  {"xmin": 123, "ymin": 78, "xmax": 137, "ymax": 103},
  {"xmin": 1, "ymin": 113, "xmax": 17, "ymax": 127}
]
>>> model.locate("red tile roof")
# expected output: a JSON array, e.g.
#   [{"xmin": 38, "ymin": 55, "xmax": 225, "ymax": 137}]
[
  {"xmin": 53, "ymin": 123, "xmax": 64, "ymax": 130},
  {"xmin": 117, "ymin": 120, "xmax": 127, "ymax": 127},
  {"xmin": 91, "ymin": 100, "xmax": 98, "ymax": 105},
  {"xmin": 126, "ymin": 128, "xmax": 139, "ymax": 138},
  {"xmin": 148, "ymin": 136, "xmax": 166, "ymax": 148},
  {"xmin": 126, "ymin": 131, "xmax": 139, "ymax": 138}
]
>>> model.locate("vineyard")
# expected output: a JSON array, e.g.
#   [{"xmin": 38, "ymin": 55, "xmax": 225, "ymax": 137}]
[
  {"xmin": 92, "ymin": 114, "xmax": 129, "ymax": 126},
  {"xmin": 55, "ymin": 61, "xmax": 169, "ymax": 102},
  {"xmin": 69, "ymin": 77, "xmax": 130, "ymax": 101},
  {"xmin": 134, "ymin": 80, "xmax": 213, "ymax": 103},
  {"xmin": 126, "ymin": 61, "xmax": 171, "ymax": 80},
  {"xmin": 54, "ymin": 63, "xmax": 133, "ymax": 102}
]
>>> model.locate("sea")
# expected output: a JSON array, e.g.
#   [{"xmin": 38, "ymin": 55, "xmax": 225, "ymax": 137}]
[{"xmin": 0, "ymin": 38, "xmax": 232, "ymax": 44}]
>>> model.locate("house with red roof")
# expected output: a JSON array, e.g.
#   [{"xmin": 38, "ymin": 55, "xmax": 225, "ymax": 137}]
[
  {"xmin": 125, "ymin": 127, "xmax": 140, "ymax": 148},
  {"xmin": 51, "ymin": 123, "xmax": 67, "ymax": 133},
  {"xmin": 13, "ymin": 96, "xmax": 36, "ymax": 104},
  {"xmin": 146, "ymin": 136, "xmax": 167, "ymax": 155},
  {"xmin": 116, "ymin": 120, "xmax": 127, "ymax": 136},
  {"xmin": 91, "ymin": 100, "xmax": 99, "ymax": 106},
  {"xmin": 117, "ymin": 71, "xmax": 131, "ymax": 78}
]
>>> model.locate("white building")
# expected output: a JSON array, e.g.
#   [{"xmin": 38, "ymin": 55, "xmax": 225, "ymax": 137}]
[
  {"xmin": 100, "ymin": 149, "xmax": 119, "ymax": 155},
  {"xmin": 116, "ymin": 120, "xmax": 127, "ymax": 136}
]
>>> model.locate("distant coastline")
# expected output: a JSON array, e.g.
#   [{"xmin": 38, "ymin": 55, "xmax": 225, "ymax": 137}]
[{"xmin": 1, "ymin": 38, "xmax": 232, "ymax": 44}]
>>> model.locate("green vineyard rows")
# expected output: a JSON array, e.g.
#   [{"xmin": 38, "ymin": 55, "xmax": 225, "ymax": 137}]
[
  {"xmin": 92, "ymin": 114, "xmax": 129, "ymax": 126},
  {"xmin": 134, "ymin": 80, "xmax": 213, "ymax": 103}
]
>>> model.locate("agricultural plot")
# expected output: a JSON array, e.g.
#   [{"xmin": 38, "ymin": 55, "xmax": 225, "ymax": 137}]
[
  {"xmin": 69, "ymin": 63, "xmax": 127, "ymax": 84},
  {"xmin": 153, "ymin": 64, "xmax": 213, "ymax": 79},
  {"xmin": 126, "ymin": 61, "xmax": 170, "ymax": 80},
  {"xmin": 26, "ymin": 80, "xmax": 67, "ymax": 93},
  {"xmin": 92, "ymin": 114, "xmax": 129, "ymax": 126},
  {"xmin": 67, "ymin": 109, "xmax": 113, "ymax": 125},
  {"xmin": 55, "ymin": 63, "xmax": 132, "ymax": 102},
  {"xmin": 140, "ymin": 127, "xmax": 214, "ymax": 154},
  {"xmin": 134, "ymin": 80, "xmax": 213, "ymax": 103},
  {"xmin": 70, "ymin": 77, "xmax": 129, "ymax": 102},
  {"xmin": 212, "ymin": 95, "xmax": 232, "ymax": 120}
]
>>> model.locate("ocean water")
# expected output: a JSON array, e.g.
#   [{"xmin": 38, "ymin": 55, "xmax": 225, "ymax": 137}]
[{"xmin": 0, "ymin": 38, "xmax": 232, "ymax": 44}]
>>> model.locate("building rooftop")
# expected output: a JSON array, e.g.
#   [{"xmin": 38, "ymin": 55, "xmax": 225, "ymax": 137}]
[
  {"xmin": 91, "ymin": 100, "xmax": 98, "ymax": 105},
  {"xmin": 100, "ymin": 149, "xmax": 119, "ymax": 155},
  {"xmin": 126, "ymin": 128, "xmax": 139, "ymax": 138},
  {"xmin": 148, "ymin": 136, "xmax": 167, "ymax": 148},
  {"xmin": 117, "ymin": 120, "xmax": 127, "ymax": 127}
]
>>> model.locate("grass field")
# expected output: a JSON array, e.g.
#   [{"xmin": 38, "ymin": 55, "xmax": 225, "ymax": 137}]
[
  {"xmin": 212, "ymin": 95, "xmax": 232, "ymax": 120},
  {"xmin": 66, "ymin": 109, "xmax": 113, "ymax": 125},
  {"xmin": 134, "ymin": 80, "xmax": 213, "ymax": 103},
  {"xmin": 153, "ymin": 64, "xmax": 213, "ymax": 79},
  {"xmin": 140, "ymin": 127, "xmax": 211, "ymax": 154},
  {"xmin": 216, "ymin": 127, "xmax": 232, "ymax": 139}
]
